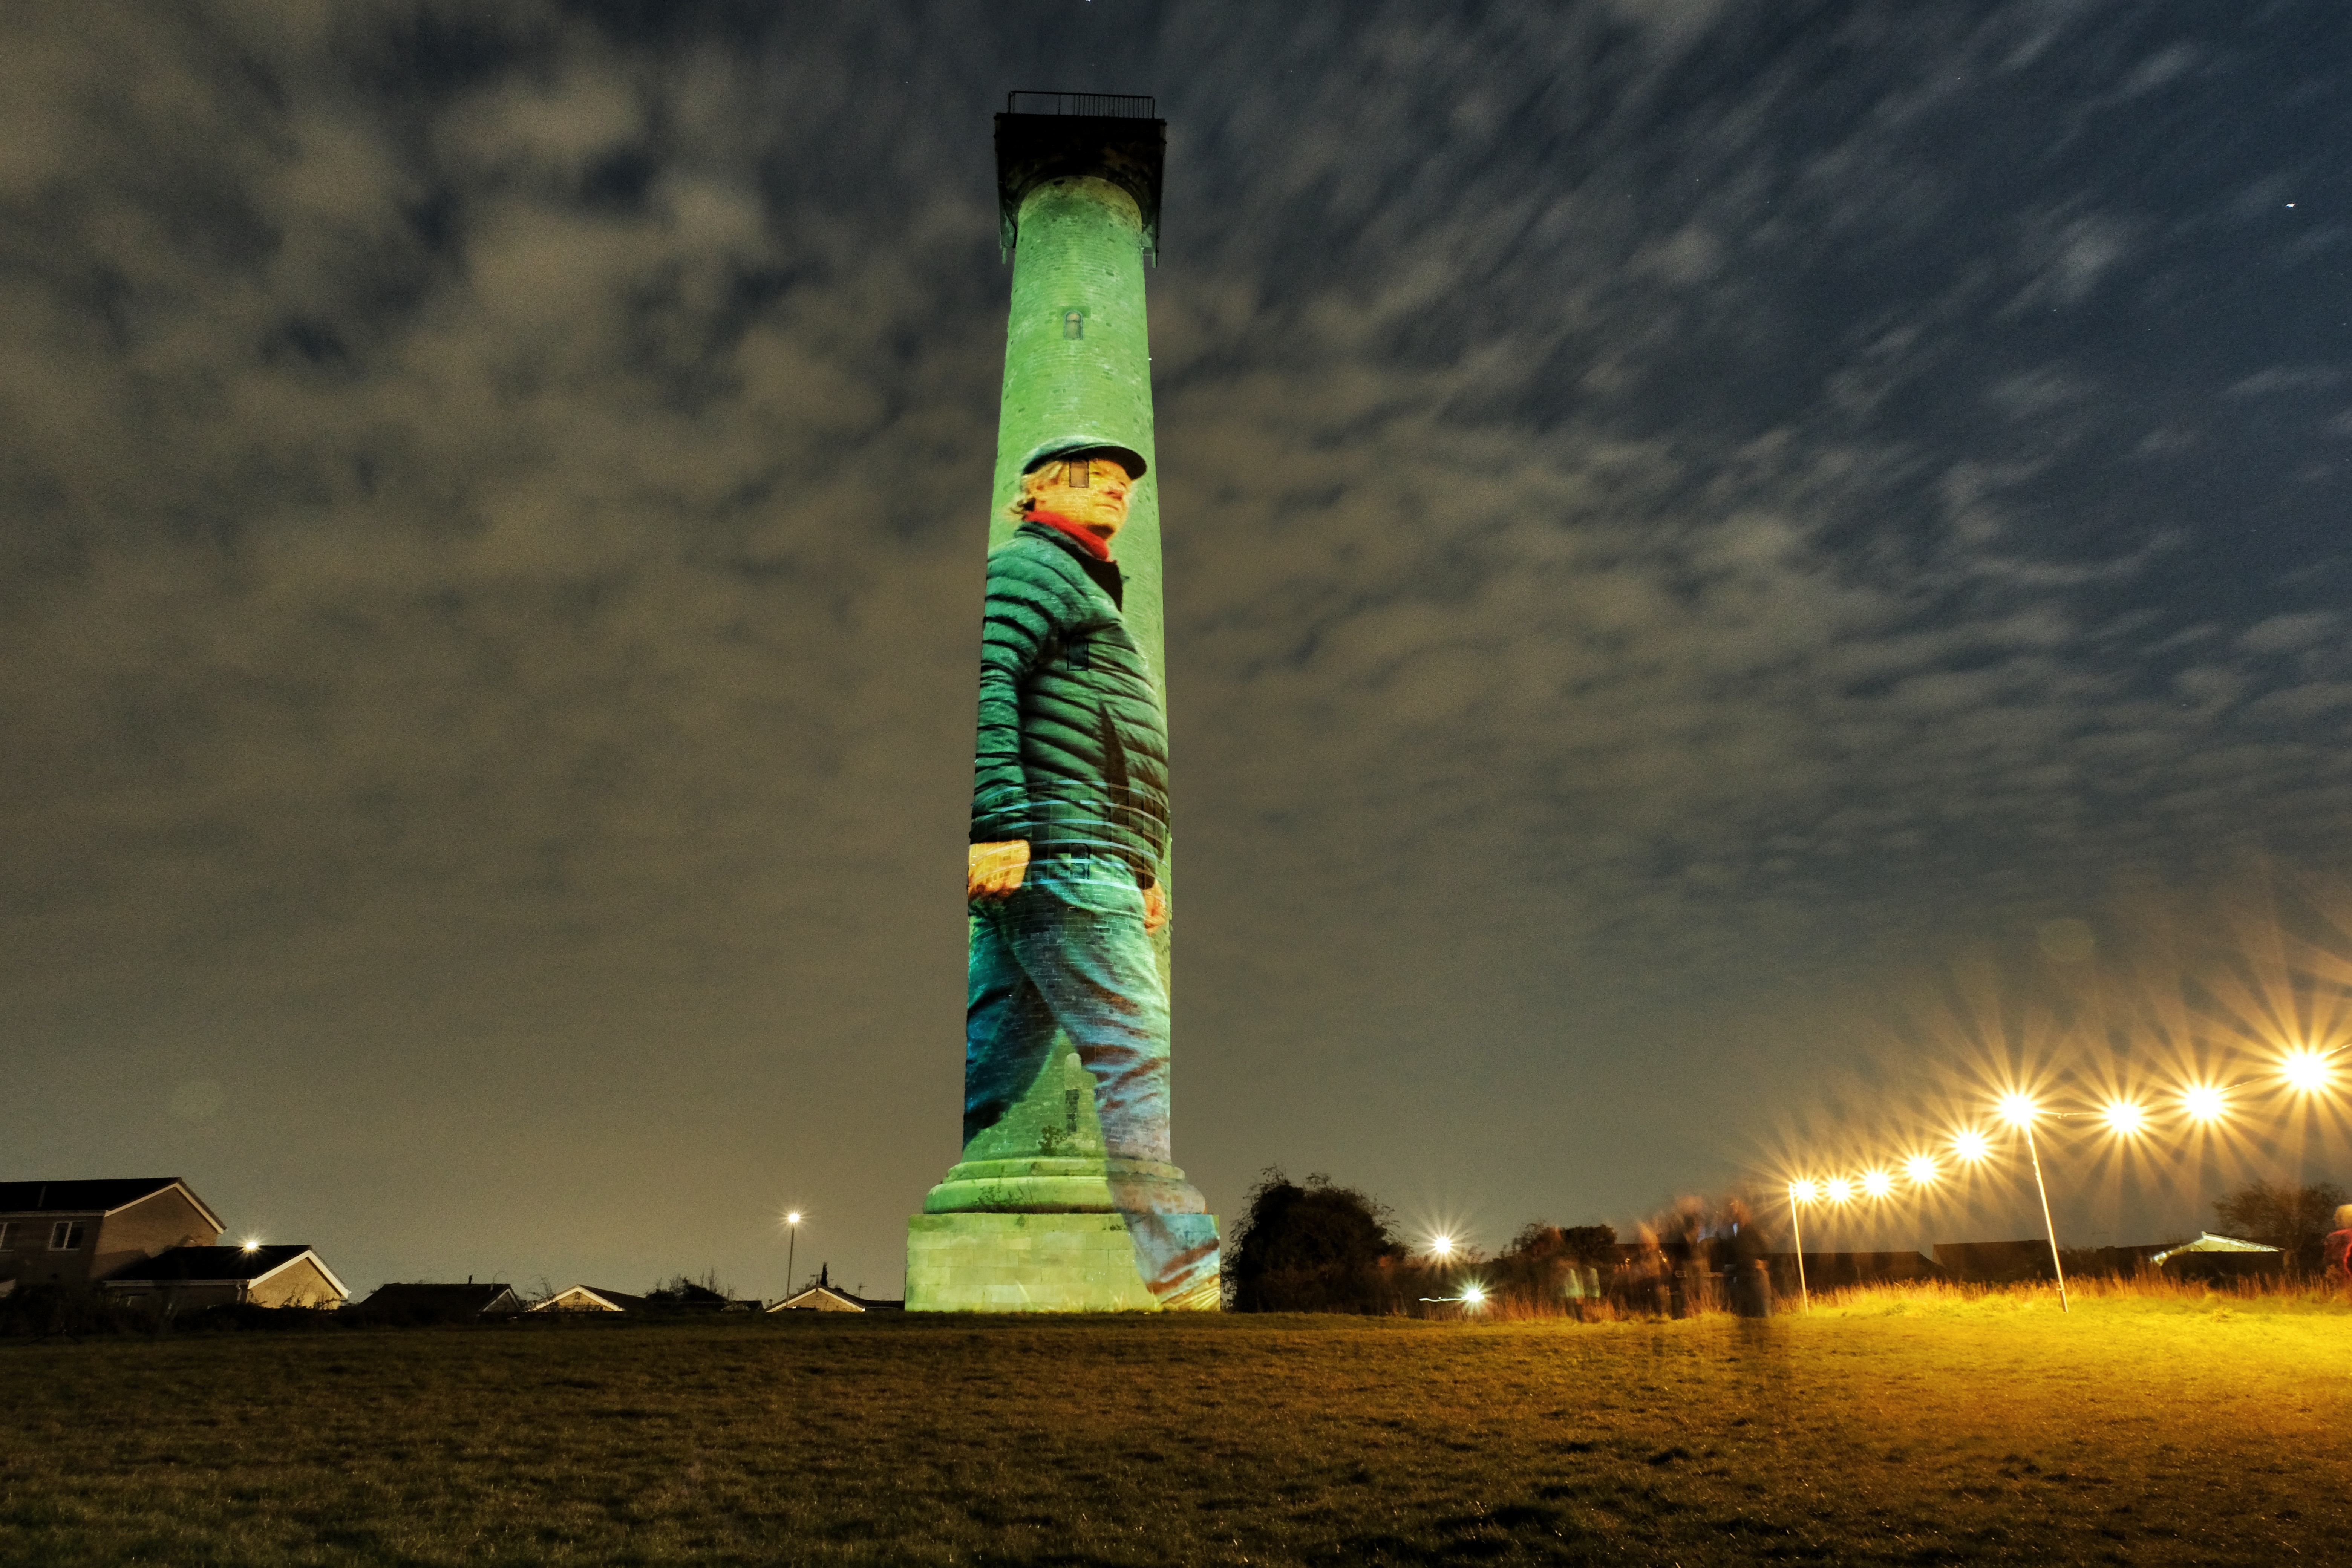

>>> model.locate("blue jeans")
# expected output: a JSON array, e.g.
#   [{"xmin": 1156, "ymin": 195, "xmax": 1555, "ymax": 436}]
[{"xmin": 965, "ymin": 854, "xmax": 1169, "ymax": 1162}]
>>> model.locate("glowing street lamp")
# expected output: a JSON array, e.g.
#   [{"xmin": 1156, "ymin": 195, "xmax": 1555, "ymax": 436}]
[
  {"xmin": 2100, "ymin": 1099, "xmax": 2148, "ymax": 1137},
  {"xmin": 2180, "ymin": 1083, "xmax": 2228, "ymax": 1124},
  {"xmin": 1951, "ymin": 1127, "xmax": 1992, "ymax": 1165},
  {"xmin": 1429, "ymin": 1234, "xmax": 1455, "ymax": 1262},
  {"xmin": 2282, "ymin": 1049, "xmax": 2336, "ymax": 1094},
  {"xmin": 1998, "ymin": 1094, "xmax": 2068, "ymax": 1314},
  {"xmin": 1460, "ymin": 1283, "xmax": 1487, "ymax": 1310},
  {"xmin": 783, "ymin": 1211, "xmax": 804, "ymax": 1298},
  {"xmin": 1824, "ymin": 1176, "xmax": 1854, "ymax": 1205},
  {"xmin": 1903, "ymin": 1154, "xmax": 1939, "ymax": 1187},
  {"xmin": 1861, "ymin": 1168, "xmax": 1894, "ymax": 1199}
]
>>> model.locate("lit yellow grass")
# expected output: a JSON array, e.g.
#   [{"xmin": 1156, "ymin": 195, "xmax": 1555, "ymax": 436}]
[{"xmin": 1, "ymin": 1286, "xmax": 2345, "ymax": 1565}]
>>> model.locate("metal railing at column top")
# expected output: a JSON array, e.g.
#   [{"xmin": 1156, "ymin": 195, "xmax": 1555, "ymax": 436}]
[{"xmin": 1005, "ymin": 91, "xmax": 1156, "ymax": 118}]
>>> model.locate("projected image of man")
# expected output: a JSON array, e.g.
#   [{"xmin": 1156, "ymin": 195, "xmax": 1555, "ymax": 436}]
[{"xmin": 964, "ymin": 437, "xmax": 1171, "ymax": 1166}]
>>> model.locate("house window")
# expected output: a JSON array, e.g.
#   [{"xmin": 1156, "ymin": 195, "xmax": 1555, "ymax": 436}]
[
  {"xmin": 1062, "ymin": 309, "xmax": 1084, "ymax": 339},
  {"xmin": 49, "ymin": 1221, "xmax": 85, "ymax": 1251}
]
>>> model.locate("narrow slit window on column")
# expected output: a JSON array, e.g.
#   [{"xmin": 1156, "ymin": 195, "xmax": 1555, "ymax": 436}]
[{"xmin": 1063, "ymin": 309, "xmax": 1084, "ymax": 338}]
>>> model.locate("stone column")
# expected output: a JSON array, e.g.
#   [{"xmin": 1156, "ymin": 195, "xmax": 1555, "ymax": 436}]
[{"xmin": 905, "ymin": 99, "xmax": 1218, "ymax": 1311}]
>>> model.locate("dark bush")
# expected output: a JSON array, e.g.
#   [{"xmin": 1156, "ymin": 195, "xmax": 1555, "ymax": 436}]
[
  {"xmin": 0, "ymin": 1285, "xmax": 349, "ymax": 1338},
  {"xmin": 1225, "ymin": 1169, "xmax": 1403, "ymax": 1313},
  {"xmin": 173, "ymin": 1302, "xmax": 348, "ymax": 1333},
  {"xmin": 0, "ymin": 1284, "xmax": 148, "ymax": 1340},
  {"xmin": 2212, "ymin": 1179, "xmax": 2347, "ymax": 1272}
]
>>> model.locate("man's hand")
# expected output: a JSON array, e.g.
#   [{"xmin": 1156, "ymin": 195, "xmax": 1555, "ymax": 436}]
[
  {"xmin": 1143, "ymin": 880, "xmax": 1168, "ymax": 935},
  {"xmin": 968, "ymin": 840, "xmax": 1030, "ymax": 900}
]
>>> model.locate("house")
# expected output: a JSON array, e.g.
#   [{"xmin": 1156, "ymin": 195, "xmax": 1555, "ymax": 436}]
[
  {"xmin": 2151, "ymin": 1233, "xmax": 2283, "ymax": 1282},
  {"xmin": 0, "ymin": 1178, "xmax": 225, "ymax": 1291},
  {"xmin": 350, "ymin": 1282, "xmax": 525, "ymax": 1323},
  {"xmin": 769, "ymin": 1265, "xmax": 904, "ymax": 1312},
  {"xmin": 1934, "ymin": 1239, "xmax": 2058, "ymax": 1282},
  {"xmin": 1770, "ymin": 1251, "xmax": 1944, "ymax": 1286},
  {"xmin": 2073, "ymin": 1242, "xmax": 2180, "ymax": 1277},
  {"xmin": 531, "ymin": 1284, "xmax": 650, "ymax": 1313},
  {"xmin": 102, "ymin": 1245, "xmax": 348, "ymax": 1309},
  {"xmin": 2151, "ymin": 1232, "xmax": 2280, "ymax": 1262}
]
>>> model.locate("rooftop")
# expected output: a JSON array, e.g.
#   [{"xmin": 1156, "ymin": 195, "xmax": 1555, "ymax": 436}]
[
  {"xmin": 0, "ymin": 1178, "xmax": 221, "ymax": 1229},
  {"xmin": 107, "ymin": 1245, "xmax": 320, "ymax": 1284}
]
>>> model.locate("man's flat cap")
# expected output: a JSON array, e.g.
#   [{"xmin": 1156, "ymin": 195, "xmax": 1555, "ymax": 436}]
[{"xmin": 1020, "ymin": 436, "xmax": 1147, "ymax": 480}]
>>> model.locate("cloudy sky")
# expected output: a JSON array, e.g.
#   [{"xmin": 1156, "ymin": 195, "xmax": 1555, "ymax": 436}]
[{"xmin": 8, "ymin": 0, "xmax": 2352, "ymax": 1298}]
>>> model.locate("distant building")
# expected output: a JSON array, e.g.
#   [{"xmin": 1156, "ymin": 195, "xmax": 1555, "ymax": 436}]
[
  {"xmin": 2071, "ymin": 1242, "xmax": 2180, "ymax": 1277},
  {"xmin": 103, "ymin": 1245, "xmax": 348, "ymax": 1309},
  {"xmin": 350, "ymin": 1282, "xmax": 525, "ymax": 1323},
  {"xmin": 1770, "ymin": 1250, "xmax": 1944, "ymax": 1286},
  {"xmin": 770, "ymin": 1265, "xmax": 904, "ymax": 1312},
  {"xmin": 2152, "ymin": 1232, "xmax": 2283, "ymax": 1283},
  {"xmin": 1934, "ymin": 1239, "xmax": 2056, "ymax": 1282},
  {"xmin": 532, "ymin": 1284, "xmax": 649, "ymax": 1313},
  {"xmin": 0, "ymin": 1178, "xmax": 225, "ymax": 1291},
  {"xmin": 2151, "ymin": 1232, "xmax": 2280, "ymax": 1263}
]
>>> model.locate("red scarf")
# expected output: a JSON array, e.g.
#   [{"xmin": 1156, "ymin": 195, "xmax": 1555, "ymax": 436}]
[{"xmin": 1025, "ymin": 511, "xmax": 1113, "ymax": 561}]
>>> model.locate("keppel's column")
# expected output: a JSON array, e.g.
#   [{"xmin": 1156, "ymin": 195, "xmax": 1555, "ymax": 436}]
[{"xmin": 906, "ymin": 100, "xmax": 1219, "ymax": 1311}]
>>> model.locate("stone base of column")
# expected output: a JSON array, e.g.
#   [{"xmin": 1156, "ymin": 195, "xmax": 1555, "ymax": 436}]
[
  {"xmin": 906, "ymin": 1211, "xmax": 1221, "ymax": 1312},
  {"xmin": 919, "ymin": 1155, "xmax": 1208, "ymax": 1215}
]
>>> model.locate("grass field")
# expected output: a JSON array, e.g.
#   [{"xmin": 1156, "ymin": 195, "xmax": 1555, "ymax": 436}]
[{"xmin": 2, "ymin": 1284, "xmax": 2346, "ymax": 1566}]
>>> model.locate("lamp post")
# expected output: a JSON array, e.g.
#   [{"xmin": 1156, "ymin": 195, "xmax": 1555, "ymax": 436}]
[
  {"xmin": 784, "ymin": 1211, "xmax": 803, "ymax": 1300},
  {"xmin": 1999, "ymin": 1095, "xmax": 2067, "ymax": 1313},
  {"xmin": 1785, "ymin": 1181, "xmax": 1816, "ymax": 1311}
]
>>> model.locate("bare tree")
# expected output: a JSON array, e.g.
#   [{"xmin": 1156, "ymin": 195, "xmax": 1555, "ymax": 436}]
[{"xmin": 2213, "ymin": 1178, "xmax": 2348, "ymax": 1271}]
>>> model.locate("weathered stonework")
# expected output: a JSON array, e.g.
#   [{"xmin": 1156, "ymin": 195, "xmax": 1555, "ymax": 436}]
[{"xmin": 907, "ymin": 1214, "xmax": 1221, "ymax": 1313}]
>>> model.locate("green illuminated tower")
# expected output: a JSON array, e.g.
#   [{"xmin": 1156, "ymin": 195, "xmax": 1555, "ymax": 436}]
[{"xmin": 905, "ymin": 93, "xmax": 1218, "ymax": 1311}]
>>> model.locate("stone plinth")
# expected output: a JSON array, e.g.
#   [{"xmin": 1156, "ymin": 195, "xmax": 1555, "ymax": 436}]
[
  {"xmin": 906, "ymin": 1212, "xmax": 1220, "ymax": 1312},
  {"xmin": 921, "ymin": 1155, "xmax": 1207, "ymax": 1216}
]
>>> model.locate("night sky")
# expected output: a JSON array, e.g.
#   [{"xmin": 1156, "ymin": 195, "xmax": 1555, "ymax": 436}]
[{"xmin": 9, "ymin": 0, "xmax": 2352, "ymax": 1301}]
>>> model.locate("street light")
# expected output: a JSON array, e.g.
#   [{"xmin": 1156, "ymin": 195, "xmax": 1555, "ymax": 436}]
[
  {"xmin": 2100, "ymin": 1099, "xmax": 2148, "ymax": 1136},
  {"xmin": 2282, "ymin": 1049, "xmax": 2335, "ymax": 1094},
  {"xmin": 1903, "ymin": 1154, "xmax": 1939, "ymax": 1187},
  {"xmin": 1998, "ymin": 1094, "xmax": 2068, "ymax": 1313},
  {"xmin": 1429, "ymin": 1234, "xmax": 1455, "ymax": 1261},
  {"xmin": 2180, "ymin": 1083, "xmax": 2227, "ymax": 1123},
  {"xmin": 1862, "ymin": 1168, "xmax": 1894, "ymax": 1199},
  {"xmin": 1951, "ymin": 1127, "xmax": 1991, "ymax": 1165},
  {"xmin": 784, "ymin": 1211, "xmax": 804, "ymax": 1299}
]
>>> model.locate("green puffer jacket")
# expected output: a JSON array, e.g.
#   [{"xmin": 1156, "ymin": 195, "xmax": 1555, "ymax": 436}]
[{"xmin": 971, "ymin": 522, "xmax": 1170, "ymax": 883}]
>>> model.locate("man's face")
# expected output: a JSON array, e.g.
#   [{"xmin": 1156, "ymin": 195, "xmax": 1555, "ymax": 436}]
[{"xmin": 1021, "ymin": 455, "xmax": 1133, "ymax": 540}]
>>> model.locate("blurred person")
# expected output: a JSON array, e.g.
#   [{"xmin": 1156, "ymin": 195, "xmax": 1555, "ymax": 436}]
[
  {"xmin": 1721, "ymin": 1199, "xmax": 1773, "ymax": 1318},
  {"xmin": 2324, "ymin": 1204, "xmax": 2352, "ymax": 1293}
]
